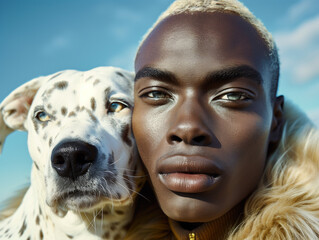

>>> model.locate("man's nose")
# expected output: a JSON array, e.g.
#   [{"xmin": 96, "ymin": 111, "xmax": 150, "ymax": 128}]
[{"xmin": 166, "ymin": 98, "xmax": 213, "ymax": 146}]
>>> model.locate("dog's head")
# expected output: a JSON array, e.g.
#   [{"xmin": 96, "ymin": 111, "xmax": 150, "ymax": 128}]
[{"xmin": 0, "ymin": 67, "xmax": 144, "ymax": 213}]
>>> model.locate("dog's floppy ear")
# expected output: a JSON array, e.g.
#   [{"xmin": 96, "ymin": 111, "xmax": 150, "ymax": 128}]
[{"xmin": 0, "ymin": 76, "xmax": 46, "ymax": 153}]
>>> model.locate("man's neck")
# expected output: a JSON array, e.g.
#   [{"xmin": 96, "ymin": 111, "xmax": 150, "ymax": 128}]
[{"xmin": 169, "ymin": 202, "xmax": 244, "ymax": 240}]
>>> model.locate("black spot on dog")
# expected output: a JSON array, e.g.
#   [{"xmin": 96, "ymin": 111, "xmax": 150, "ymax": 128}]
[
  {"xmin": 37, "ymin": 147, "xmax": 41, "ymax": 153},
  {"xmin": 115, "ymin": 210, "xmax": 124, "ymax": 215},
  {"xmin": 34, "ymin": 162, "xmax": 40, "ymax": 171},
  {"xmin": 90, "ymin": 98, "xmax": 96, "ymax": 111},
  {"xmin": 68, "ymin": 111, "xmax": 76, "ymax": 117},
  {"xmin": 103, "ymin": 232, "xmax": 110, "ymax": 239},
  {"xmin": 32, "ymin": 118, "xmax": 39, "ymax": 133},
  {"xmin": 46, "ymin": 88, "xmax": 54, "ymax": 96},
  {"xmin": 49, "ymin": 138, "xmax": 52, "ymax": 147},
  {"xmin": 104, "ymin": 87, "xmax": 111, "ymax": 102},
  {"xmin": 54, "ymin": 81, "xmax": 68, "ymax": 90},
  {"xmin": 75, "ymin": 106, "xmax": 80, "ymax": 112},
  {"xmin": 93, "ymin": 79, "xmax": 100, "ymax": 86},
  {"xmin": 39, "ymin": 230, "xmax": 44, "ymax": 240},
  {"xmin": 116, "ymin": 71, "xmax": 125, "ymax": 78},
  {"xmin": 67, "ymin": 234, "xmax": 74, "ymax": 239},
  {"xmin": 61, "ymin": 107, "xmax": 68, "ymax": 116},
  {"xmin": 26, "ymin": 237, "xmax": 31, "ymax": 240},
  {"xmin": 85, "ymin": 76, "xmax": 93, "ymax": 82},
  {"xmin": 114, "ymin": 233, "xmax": 122, "ymax": 240},
  {"xmin": 121, "ymin": 124, "xmax": 132, "ymax": 147},
  {"xmin": 57, "ymin": 121, "xmax": 61, "ymax": 126},
  {"xmin": 87, "ymin": 110, "xmax": 97, "ymax": 123},
  {"xmin": 36, "ymin": 215, "xmax": 40, "ymax": 225},
  {"xmin": 110, "ymin": 222, "xmax": 119, "ymax": 231},
  {"xmin": 43, "ymin": 133, "xmax": 47, "ymax": 141},
  {"xmin": 19, "ymin": 219, "xmax": 26, "ymax": 236},
  {"xmin": 47, "ymin": 104, "xmax": 52, "ymax": 109},
  {"xmin": 49, "ymin": 72, "xmax": 63, "ymax": 81}
]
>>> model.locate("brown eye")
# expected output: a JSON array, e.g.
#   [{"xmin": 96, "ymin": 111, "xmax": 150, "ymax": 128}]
[
  {"xmin": 35, "ymin": 111, "xmax": 51, "ymax": 122},
  {"xmin": 108, "ymin": 102, "xmax": 127, "ymax": 113}
]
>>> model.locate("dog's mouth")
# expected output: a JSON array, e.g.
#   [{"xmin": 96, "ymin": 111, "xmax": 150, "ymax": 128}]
[
  {"xmin": 49, "ymin": 189, "xmax": 104, "ymax": 212},
  {"xmin": 61, "ymin": 189, "xmax": 96, "ymax": 199}
]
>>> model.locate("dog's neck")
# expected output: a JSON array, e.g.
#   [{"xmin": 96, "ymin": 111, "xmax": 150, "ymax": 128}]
[{"xmin": 0, "ymin": 164, "xmax": 135, "ymax": 240}]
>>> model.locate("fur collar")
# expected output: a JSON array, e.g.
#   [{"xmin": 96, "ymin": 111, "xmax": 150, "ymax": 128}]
[{"xmin": 125, "ymin": 101, "xmax": 319, "ymax": 240}]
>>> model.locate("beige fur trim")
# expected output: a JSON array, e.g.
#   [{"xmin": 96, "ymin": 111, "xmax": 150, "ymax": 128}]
[
  {"xmin": 229, "ymin": 101, "xmax": 319, "ymax": 239},
  {"xmin": 125, "ymin": 101, "xmax": 319, "ymax": 239}
]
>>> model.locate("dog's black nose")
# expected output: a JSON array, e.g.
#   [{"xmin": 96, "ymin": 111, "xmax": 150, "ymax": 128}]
[{"xmin": 51, "ymin": 141, "xmax": 97, "ymax": 180}]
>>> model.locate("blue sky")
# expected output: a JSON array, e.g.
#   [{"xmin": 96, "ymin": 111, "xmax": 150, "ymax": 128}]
[{"xmin": 0, "ymin": 0, "xmax": 318, "ymax": 205}]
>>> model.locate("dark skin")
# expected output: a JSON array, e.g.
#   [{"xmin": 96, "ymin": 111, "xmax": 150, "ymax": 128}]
[{"xmin": 133, "ymin": 12, "xmax": 284, "ymax": 225}]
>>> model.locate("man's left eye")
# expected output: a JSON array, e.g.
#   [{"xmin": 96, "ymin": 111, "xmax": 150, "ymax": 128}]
[
  {"xmin": 108, "ymin": 102, "xmax": 127, "ymax": 113},
  {"xmin": 220, "ymin": 92, "xmax": 249, "ymax": 101}
]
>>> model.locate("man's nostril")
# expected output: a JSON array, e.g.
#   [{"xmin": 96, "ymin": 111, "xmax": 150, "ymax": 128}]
[
  {"xmin": 193, "ymin": 135, "xmax": 206, "ymax": 144},
  {"xmin": 170, "ymin": 135, "xmax": 183, "ymax": 143}
]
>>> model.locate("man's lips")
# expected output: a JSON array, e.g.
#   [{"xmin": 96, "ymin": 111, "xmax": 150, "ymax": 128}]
[{"xmin": 157, "ymin": 155, "xmax": 222, "ymax": 193}]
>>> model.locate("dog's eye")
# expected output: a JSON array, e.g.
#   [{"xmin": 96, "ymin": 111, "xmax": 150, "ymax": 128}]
[
  {"xmin": 108, "ymin": 102, "xmax": 127, "ymax": 113},
  {"xmin": 35, "ymin": 111, "xmax": 51, "ymax": 122}
]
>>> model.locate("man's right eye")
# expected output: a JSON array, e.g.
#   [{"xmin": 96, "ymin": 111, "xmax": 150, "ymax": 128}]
[{"xmin": 139, "ymin": 89, "xmax": 174, "ymax": 106}]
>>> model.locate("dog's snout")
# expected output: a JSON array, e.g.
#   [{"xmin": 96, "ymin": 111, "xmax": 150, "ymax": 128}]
[{"xmin": 51, "ymin": 141, "xmax": 97, "ymax": 180}]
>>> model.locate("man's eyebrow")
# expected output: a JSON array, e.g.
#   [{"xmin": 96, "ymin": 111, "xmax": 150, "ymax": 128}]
[
  {"xmin": 204, "ymin": 65, "xmax": 263, "ymax": 86},
  {"xmin": 135, "ymin": 67, "xmax": 178, "ymax": 84}
]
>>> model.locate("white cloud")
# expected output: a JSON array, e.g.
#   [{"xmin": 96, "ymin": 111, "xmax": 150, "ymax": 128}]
[
  {"xmin": 286, "ymin": 0, "xmax": 313, "ymax": 22},
  {"xmin": 42, "ymin": 34, "xmax": 71, "ymax": 56},
  {"xmin": 276, "ymin": 16, "xmax": 319, "ymax": 50},
  {"xmin": 105, "ymin": 44, "xmax": 138, "ymax": 71},
  {"xmin": 113, "ymin": 8, "xmax": 143, "ymax": 23},
  {"xmin": 92, "ymin": 3, "xmax": 142, "ymax": 23},
  {"xmin": 274, "ymin": 15, "xmax": 319, "ymax": 83}
]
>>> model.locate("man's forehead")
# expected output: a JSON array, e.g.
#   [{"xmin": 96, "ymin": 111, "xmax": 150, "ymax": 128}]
[{"xmin": 135, "ymin": 12, "xmax": 269, "ymax": 71}]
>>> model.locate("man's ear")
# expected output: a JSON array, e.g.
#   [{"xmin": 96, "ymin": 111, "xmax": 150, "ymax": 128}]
[
  {"xmin": 268, "ymin": 95, "xmax": 285, "ymax": 153},
  {"xmin": 0, "ymin": 76, "xmax": 46, "ymax": 153}
]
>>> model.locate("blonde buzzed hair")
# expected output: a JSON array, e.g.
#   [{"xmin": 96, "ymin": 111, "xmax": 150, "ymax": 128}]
[{"xmin": 136, "ymin": 0, "xmax": 280, "ymax": 99}]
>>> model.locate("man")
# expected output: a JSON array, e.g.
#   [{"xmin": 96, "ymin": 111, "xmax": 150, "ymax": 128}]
[{"xmin": 129, "ymin": 1, "xmax": 319, "ymax": 239}]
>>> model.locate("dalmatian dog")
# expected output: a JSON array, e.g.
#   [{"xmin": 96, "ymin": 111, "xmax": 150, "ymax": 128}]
[{"xmin": 0, "ymin": 66, "xmax": 145, "ymax": 240}]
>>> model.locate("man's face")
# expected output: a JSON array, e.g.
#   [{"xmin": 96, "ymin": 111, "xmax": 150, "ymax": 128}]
[{"xmin": 133, "ymin": 12, "xmax": 279, "ymax": 222}]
